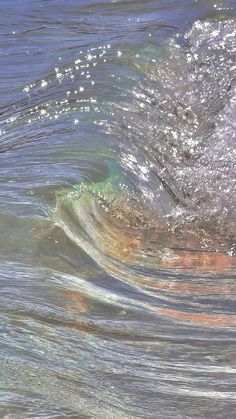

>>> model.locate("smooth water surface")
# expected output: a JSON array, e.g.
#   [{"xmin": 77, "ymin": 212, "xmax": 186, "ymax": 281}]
[{"xmin": 1, "ymin": 1, "xmax": 236, "ymax": 417}]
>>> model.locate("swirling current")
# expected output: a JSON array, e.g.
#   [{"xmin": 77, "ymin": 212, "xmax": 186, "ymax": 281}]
[{"xmin": 1, "ymin": 1, "xmax": 236, "ymax": 418}]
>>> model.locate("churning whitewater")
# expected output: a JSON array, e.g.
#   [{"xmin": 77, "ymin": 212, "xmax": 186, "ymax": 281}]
[
  {"xmin": 1, "ymin": 1, "xmax": 236, "ymax": 418},
  {"xmin": 55, "ymin": 19, "xmax": 236, "ymax": 273}
]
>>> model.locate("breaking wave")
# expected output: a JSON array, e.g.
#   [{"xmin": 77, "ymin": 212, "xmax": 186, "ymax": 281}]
[{"xmin": 53, "ymin": 19, "xmax": 236, "ymax": 326}]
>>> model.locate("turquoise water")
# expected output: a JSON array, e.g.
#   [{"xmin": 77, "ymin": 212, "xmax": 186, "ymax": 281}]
[{"xmin": 0, "ymin": 1, "xmax": 236, "ymax": 417}]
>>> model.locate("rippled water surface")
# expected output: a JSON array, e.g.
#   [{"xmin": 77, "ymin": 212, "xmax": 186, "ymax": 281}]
[{"xmin": 1, "ymin": 0, "xmax": 236, "ymax": 417}]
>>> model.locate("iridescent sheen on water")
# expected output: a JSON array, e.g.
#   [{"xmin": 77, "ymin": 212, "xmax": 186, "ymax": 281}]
[{"xmin": 0, "ymin": 1, "xmax": 236, "ymax": 418}]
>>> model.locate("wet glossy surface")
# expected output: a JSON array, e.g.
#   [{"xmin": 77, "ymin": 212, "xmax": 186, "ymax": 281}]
[{"xmin": 0, "ymin": 1, "xmax": 236, "ymax": 418}]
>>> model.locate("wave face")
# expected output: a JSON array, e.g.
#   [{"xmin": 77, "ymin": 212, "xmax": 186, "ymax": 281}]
[
  {"xmin": 56, "ymin": 19, "xmax": 236, "ymax": 269},
  {"xmin": 1, "ymin": 1, "xmax": 236, "ymax": 418}
]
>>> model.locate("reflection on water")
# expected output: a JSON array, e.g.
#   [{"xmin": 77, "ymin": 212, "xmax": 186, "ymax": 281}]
[{"xmin": 0, "ymin": 0, "xmax": 236, "ymax": 418}]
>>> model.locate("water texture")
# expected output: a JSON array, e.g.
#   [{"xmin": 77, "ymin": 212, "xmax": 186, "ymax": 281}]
[{"xmin": 0, "ymin": 1, "xmax": 236, "ymax": 418}]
